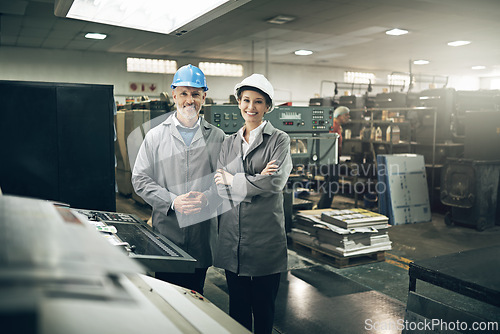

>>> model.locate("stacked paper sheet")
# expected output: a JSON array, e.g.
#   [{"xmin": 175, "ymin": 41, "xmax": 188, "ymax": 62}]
[
  {"xmin": 320, "ymin": 208, "xmax": 389, "ymax": 229},
  {"xmin": 290, "ymin": 209, "xmax": 392, "ymax": 257}
]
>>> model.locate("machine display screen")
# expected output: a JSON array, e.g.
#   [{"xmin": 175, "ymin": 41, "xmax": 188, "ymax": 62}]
[{"xmin": 279, "ymin": 112, "xmax": 301, "ymax": 120}]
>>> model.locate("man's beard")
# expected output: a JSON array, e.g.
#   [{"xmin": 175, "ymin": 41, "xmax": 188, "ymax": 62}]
[{"xmin": 177, "ymin": 104, "xmax": 198, "ymax": 120}]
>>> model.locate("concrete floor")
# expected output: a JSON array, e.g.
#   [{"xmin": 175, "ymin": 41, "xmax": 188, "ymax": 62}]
[{"xmin": 116, "ymin": 193, "xmax": 500, "ymax": 333}]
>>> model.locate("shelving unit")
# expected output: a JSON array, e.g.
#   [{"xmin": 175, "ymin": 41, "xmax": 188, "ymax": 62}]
[
  {"xmin": 338, "ymin": 107, "xmax": 440, "ymax": 208},
  {"xmin": 342, "ymin": 107, "xmax": 416, "ymax": 158}
]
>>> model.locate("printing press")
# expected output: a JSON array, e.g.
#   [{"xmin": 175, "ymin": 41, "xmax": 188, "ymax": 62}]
[{"xmin": 0, "ymin": 195, "xmax": 250, "ymax": 334}]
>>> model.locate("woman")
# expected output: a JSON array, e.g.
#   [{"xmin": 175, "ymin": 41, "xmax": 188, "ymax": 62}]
[{"xmin": 214, "ymin": 74, "xmax": 292, "ymax": 334}]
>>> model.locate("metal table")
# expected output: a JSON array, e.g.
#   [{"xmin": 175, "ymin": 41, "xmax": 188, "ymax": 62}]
[{"xmin": 409, "ymin": 245, "xmax": 500, "ymax": 308}]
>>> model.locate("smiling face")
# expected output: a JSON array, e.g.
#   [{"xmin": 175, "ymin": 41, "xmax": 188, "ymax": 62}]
[
  {"xmin": 238, "ymin": 89, "xmax": 270, "ymax": 128},
  {"xmin": 172, "ymin": 86, "xmax": 206, "ymax": 124}
]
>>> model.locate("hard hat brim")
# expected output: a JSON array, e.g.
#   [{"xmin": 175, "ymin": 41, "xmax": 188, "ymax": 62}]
[{"xmin": 171, "ymin": 83, "xmax": 208, "ymax": 91}]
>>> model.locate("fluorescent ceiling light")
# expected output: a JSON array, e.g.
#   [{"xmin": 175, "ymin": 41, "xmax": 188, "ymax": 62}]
[
  {"xmin": 54, "ymin": 0, "xmax": 251, "ymax": 36},
  {"xmin": 266, "ymin": 15, "xmax": 296, "ymax": 25},
  {"xmin": 447, "ymin": 40, "xmax": 471, "ymax": 47},
  {"xmin": 471, "ymin": 66, "xmax": 486, "ymax": 70},
  {"xmin": 85, "ymin": 32, "xmax": 107, "ymax": 40},
  {"xmin": 385, "ymin": 28, "xmax": 408, "ymax": 36},
  {"xmin": 413, "ymin": 59, "xmax": 429, "ymax": 65},
  {"xmin": 295, "ymin": 50, "xmax": 313, "ymax": 56}
]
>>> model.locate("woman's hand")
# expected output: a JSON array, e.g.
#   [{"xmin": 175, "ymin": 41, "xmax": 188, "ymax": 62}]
[
  {"xmin": 214, "ymin": 169, "xmax": 234, "ymax": 186},
  {"xmin": 261, "ymin": 160, "xmax": 278, "ymax": 175}
]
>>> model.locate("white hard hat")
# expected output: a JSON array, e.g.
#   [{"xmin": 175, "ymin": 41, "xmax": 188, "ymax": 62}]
[
  {"xmin": 234, "ymin": 74, "xmax": 275, "ymax": 112},
  {"xmin": 334, "ymin": 106, "xmax": 350, "ymax": 118}
]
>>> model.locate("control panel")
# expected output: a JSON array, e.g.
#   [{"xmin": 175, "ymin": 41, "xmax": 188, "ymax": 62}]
[
  {"xmin": 78, "ymin": 210, "xmax": 144, "ymax": 224},
  {"xmin": 202, "ymin": 105, "xmax": 242, "ymax": 133},
  {"xmin": 203, "ymin": 105, "xmax": 335, "ymax": 134},
  {"xmin": 74, "ymin": 209, "xmax": 196, "ymax": 273}
]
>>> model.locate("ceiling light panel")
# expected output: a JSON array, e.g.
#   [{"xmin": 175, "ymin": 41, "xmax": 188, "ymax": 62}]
[
  {"xmin": 385, "ymin": 28, "xmax": 408, "ymax": 36},
  {"xmin": 295, "ymin": 49, "xmax": 313, "ymax": 56},
  {"xmin": 447, "ymin": 40, "xmax": 471, "ymax": 47},
  {"xmin": 266, "ymin": 15, "xmax": 296, "ymax": 25},
  {"xmin": 85, "ymin": 32, "xmax": 107, "ymax": 40},
  {"xmin": 55, "ymin": 0, "xmax": 250, "ymax": 35},
  {"xmin": 413, "ymin": 60, "xmax": 429, "ymax": 65}
]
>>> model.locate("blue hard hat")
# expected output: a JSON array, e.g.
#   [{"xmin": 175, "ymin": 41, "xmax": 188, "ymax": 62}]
[{"xmin": 171, "ymin": 64, "xmax": 208, "ymax": 91}]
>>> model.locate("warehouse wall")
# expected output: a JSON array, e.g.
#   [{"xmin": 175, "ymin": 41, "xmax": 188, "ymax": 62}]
[{"xmin": 0, "ymin": 46, "xmax": 485, "ymax": 106}]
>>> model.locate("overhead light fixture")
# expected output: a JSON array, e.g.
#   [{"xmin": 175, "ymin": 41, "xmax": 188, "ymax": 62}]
[
  {"xmin": 472, "ymin": 66, "xmax": 486, "ymax": 70},
  {"xmin": 54, "ymin": 0, "xmax": 251, "ymax": 36},
  {"xmin": 85, "ymin": 32, "xmax": 107, "ymax": 40},
  {"xmin": 447, "ymin": 40, "xmax": 471, "ymax": 47},
  {"xmin": 295, "ymin": 50, "xmax": 313, "ymax": 56},
  {"xmin": 385, "ymin": 28, "xmax": 408, "ymax": 36},
  {"xmin": 266, "ymin": 15, "xmax": 296, "ymax": 25},
  {"xmin": 413, "ymin": 60, "xmax": 429, "ymax": 65}
]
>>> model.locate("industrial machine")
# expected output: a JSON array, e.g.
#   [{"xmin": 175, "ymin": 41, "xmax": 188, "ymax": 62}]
[
  {"xmin": 0, "ymin": 80, "xmax": 116, "ymax": 212},
  {"xmin": 288, "ymin": 133, "xmax": 338, "ymax": 166},
  {"xmin": 454, "ymin": 90, "xmax": 500, "ymax": 142},
  {"xmin": 0, "ymin": 195, "xmax": 250, "ymax": 334},
  {"xmin": 203, "ymin": 104, "xmax": 336, "ymax": 134},
  {"xmin": 464, "ymin": 109, "xmax": 500, "ymax": 160},
  {"xmin": 441, "ymin": 159, "xmax": 500, "ymax": 231},
  {"xmin": 74, "ymin": 208, "xmax": 196, "ymax": 272},
  {"xmin": 374, "ymin": 92, "xmax": 408, "ymax": 109},
  {"xmin": 440, "ymin": 109, "xmax": 500, "ymax": 230},
  {"xmin": 415, "ymin": 88, "xmax": 456, "ymax": 143},
  {"xmin": 339, "ymin": 95, "xmax": 366, "ymax": 109},
  {"xmin": 203, "ymin": 104, "xmax": 338, "ymax": 164},
  {"xmin": 309, "ymin": 97, "xmax": 335, "ymax": 106}
]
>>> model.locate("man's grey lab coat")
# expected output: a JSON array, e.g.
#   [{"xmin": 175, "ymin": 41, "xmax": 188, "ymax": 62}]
[{"xmin": 132, "ymin": 113, "xmax": 225, "ymax": 268}]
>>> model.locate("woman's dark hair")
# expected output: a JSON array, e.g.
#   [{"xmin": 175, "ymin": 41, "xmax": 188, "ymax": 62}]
[{"xmin": 236, "ymin": 86, "xmax": 272, "ymax": 107}]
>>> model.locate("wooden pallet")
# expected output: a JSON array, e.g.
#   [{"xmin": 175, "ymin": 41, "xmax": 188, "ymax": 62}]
[{"xmin": 291, "ymin": 240, "xmax": 386, "ymax": 268}]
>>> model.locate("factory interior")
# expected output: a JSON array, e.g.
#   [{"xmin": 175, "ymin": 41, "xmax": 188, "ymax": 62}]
[{"xmin": 1, "ymin": 0, "xmax": 500, "ymax": 333}]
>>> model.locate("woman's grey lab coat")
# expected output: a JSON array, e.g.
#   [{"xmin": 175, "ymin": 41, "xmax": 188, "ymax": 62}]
[
  {"xmin": 214, "ymin": 121, "xmax": 292, "ymax": 276},
  {"xmin": 132, "ymin": 114, "xmax": 225, "ymax": 268}
]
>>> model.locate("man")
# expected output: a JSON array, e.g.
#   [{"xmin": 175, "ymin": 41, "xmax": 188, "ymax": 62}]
[
  {"xmin": 132, "ymin": 64, "xmax": 225, "ymax": 294},
  {"xmin": 317, "ymin": 106, "xmax": 350, "ymax": 209}
]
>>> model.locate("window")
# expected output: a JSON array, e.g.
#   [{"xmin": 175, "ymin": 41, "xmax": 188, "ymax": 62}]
[
  {"xmin": 127, "ymin": 57, "xmax": 177, "ymax": 74},
  {"xmin": 388, "ymin": 74, "xmax": 411, "ymax": 87},
  {"xmin": 491, "ymin": 78, "xmax": 500, "ymax": 90},
  {"xmin": 344, "ymin": 71, "xmax": 375, "ymax": 84},
  {"xmin": 199, "ymin": 62, "xmax": 243, "ymax": 77}
]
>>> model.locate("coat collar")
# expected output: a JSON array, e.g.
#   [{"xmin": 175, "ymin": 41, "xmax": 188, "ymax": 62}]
[
  {"xmin": 236, "ymin": 121, "xmax": 276, "ymax": 158},
  {"xmin": 163, "ymin": 112, "xmax": 211, "ymax": 144},
  {"xmin": 198, "ymin": 116, "xmax": 213, "ymax": 142},
  {"xmin": 262, "ymin": 120, "xmax": 276, "ymax": 135}
]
